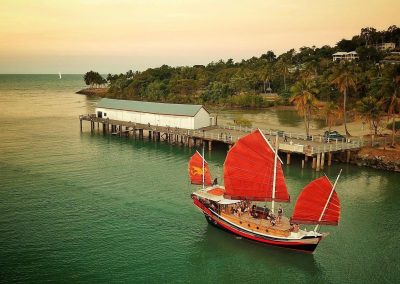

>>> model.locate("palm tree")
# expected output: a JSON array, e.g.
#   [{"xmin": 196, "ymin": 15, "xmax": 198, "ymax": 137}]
[
  {"xmin": 330, "ymin": 63, "xmax": 357, "ymax": 137},
  {"xmin": 386, "ymin": 94, "xmax": 400, "ymax": 146},
  {"xmin": 262, "ymin": 64, "xmax": 274, "ymax": 94},
  {"xmin": 380, "ymin": 74, "xmax": 400, "ymax": 146},
  {"xmin": 276, "ymin": 59, "xmax": 290, "ymax": 92},
  {"xmin": 357, "ymin": 96, "xmax": 383, "ymax": 136},
  {"xmin": 324, "ymin": 102, "xmax": 342, "ymax": 132},
  {"xmin": 290, "ymin": 78, "xmax": 319, "ymax": 137}
]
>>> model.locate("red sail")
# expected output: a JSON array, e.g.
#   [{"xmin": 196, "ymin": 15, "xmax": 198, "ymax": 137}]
[
  {"xmin": 223, "ymin": 129, "xmax": 290, "ymax": 202},
  {"xmin": 188, "ymin": 151, "xmax": 212, "ymax": 186},
  {"xmin": 291, "ymin": 176, "xmax": 340, "ymax": 225}
]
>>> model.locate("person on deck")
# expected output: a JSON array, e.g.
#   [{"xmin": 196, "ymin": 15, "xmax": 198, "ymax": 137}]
[{"xmin": 277, "ymin": 205, "xmax": 284, "ymax": 224}]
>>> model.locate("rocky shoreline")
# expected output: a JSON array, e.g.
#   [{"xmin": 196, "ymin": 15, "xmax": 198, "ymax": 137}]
[
  {"xmin": 76, "ymin": 87, "xmax": 109, "ymax": 96},
  {"xmin": 352, "ymin": 147, "xmax": 400, "ymax": 172}
]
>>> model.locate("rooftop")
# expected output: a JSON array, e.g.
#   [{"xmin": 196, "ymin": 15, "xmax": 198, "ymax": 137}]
[
  {"xmin": 333, "ymin": 51, "xmax": 358, "ymax": 56},
  {"xmin": 96, "ymin": 98, "xmax": 207, "ymax": 117}
]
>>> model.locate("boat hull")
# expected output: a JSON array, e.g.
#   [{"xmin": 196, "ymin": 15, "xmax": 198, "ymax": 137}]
[{"xmin": 193, "ymin": 197, "xmax": 321, "ymax": 253}]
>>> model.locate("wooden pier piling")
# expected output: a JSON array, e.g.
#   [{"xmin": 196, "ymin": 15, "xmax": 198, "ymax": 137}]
[
  {"xmin": 79, "ymin": 114, "xmax": 362, "ymax": 171},
  {"xmin": 346, "ymin": 150, "xmax": 351, "ymax": 163}
]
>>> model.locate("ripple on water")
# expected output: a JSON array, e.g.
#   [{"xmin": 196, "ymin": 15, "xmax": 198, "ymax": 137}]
[{"xmin": 0, "ymin": 75, "xmax": 399, "ymax": 283}]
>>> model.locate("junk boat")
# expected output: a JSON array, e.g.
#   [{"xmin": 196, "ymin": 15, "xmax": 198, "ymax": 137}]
[{"xmin": 189, "ymin": 129, "xmax": 341, "ymax": 253}]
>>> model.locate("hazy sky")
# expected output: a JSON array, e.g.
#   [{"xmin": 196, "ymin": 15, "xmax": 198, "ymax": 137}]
[{"xmin": 0, "ymin": 0, "xmax": 399, "ymax": 74}]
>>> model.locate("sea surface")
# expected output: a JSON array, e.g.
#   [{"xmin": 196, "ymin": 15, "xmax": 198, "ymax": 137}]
[{"xmin": 0, "ymin": 75, "xmax": 399, "ymax": 283}]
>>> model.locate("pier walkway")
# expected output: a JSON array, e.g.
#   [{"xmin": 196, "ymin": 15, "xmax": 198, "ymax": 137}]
[{"xmin": 80, "ymin": 114, "xmax": 363, "ymax": 171}]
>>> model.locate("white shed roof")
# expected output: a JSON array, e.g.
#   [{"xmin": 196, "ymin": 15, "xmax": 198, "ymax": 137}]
[{"xmin": 97, "ymin": 98, "xmax": 209, "ymax": 117}]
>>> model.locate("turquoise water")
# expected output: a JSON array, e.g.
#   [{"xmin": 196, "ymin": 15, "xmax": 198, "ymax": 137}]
[{"xmin": 0, "ymin": 75, "xmax": 399, "ymax": 283}]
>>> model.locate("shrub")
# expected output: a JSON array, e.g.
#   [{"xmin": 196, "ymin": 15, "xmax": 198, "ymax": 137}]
[{"xmin": 386, "ymin": 121, "xmax": 400, "ymax": 132}]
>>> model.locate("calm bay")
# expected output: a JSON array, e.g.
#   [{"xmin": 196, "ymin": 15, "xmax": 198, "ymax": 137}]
[{"xmin": 0, "ymin": 75, "xmax": 399, "ymax": 283}]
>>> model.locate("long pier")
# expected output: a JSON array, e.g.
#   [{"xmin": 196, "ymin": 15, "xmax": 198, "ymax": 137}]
[{"xmin": 79, "ymin": 114, "xmax": 362, "ymax": 171}]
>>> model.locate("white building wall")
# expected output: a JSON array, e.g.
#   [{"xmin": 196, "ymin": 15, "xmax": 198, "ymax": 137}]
[
  {"xmin": 193, "ymin": 108, "xmax": 211, "ymax": 129},
  {"xmin": 96, "ymin": 107, "xmax": 204, "ymax": 129}
]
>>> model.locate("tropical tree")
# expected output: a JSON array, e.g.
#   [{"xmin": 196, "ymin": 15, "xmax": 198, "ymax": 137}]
[
  {"xmin": 380, "ymin": 67, "xmax": 400, "ymax": 146},
  {"xmin": 383, "ymin": 94, "xmax": 400, "ymax": 146},
  {"xmin": 324, "ymin": 102, "xmax": 342, "ymax": 132},
  {"xmin": 330, "ymin": 63, "xmax": 357, "ymax": 136},
  {"xmin": 289, "ymin": 77, "xmax": 319, "ymax": 136},
  {"xmin": 276, "ymin": 59, "xmax": 290, "ymax": 92},
  {"xmin": 357, "ymin": 96, "xmax": 383, "ymax": 136},
  {"xmin": 260, "ymin": 50, "xmax": 277, "ymax": 62},
  {"xmin": 84, "ymin": 71, "xmax": 106, "ymax": 88},
  {"xmin": 262, "ymin": 64, "xmax": 274, "ymax": 94}
]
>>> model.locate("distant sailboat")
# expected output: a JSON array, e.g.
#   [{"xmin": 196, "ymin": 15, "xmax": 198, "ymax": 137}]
[{"xmin": 58, "ymin": 72, "xmax": 62, "ymax": 79}]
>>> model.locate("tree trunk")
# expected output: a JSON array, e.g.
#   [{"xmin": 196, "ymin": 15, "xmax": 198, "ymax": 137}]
[
  {"xmin": 392, "ymin": 115, "xmax": 396, "ymax": 146},
  {"xmin": 283, "ymin": 75, "xmax": 287, "ymax": 92},
  {"xmin": 343, "ymin": 89, "xmax": 351, "ymax": 137},
  {"xmin": 304, "ymin": 107, "xmax": 310, "ymax": 137},
  {"xmin": 373, "ymin": 121, "xmax": 378, "ymax": 136},
  {"xmin": 304, "ymin": 116, "xmax": 309, "ymax": 137}
]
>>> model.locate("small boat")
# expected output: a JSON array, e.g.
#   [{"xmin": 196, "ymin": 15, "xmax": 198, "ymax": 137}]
[
  {"xmin": 58, "ymin": 72, "xmax": 62, "ymax": 79},
  {"xmin": 189, "ymin": 129, "xmax": 341, "ymax": 253}
]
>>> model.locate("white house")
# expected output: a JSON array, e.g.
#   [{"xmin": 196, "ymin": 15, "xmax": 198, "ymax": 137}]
[
  {"xmin": 372, "ymin": 42, "xmax": 396, "ymax": 51},
  {"xmin": 332, "ymin": 51, "xmax": 359, "ymax": 62},
  {"xmin": 95, "ymin": 98, "xmax": 212, "ymax": 130}
]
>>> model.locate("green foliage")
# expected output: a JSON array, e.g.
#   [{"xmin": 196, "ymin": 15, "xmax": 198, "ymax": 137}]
[
  {"xmin": 233, "ymin": 116, "xmax": 252, "ymax": 127},
  {"xmin": 357, "ymin": 96, "xmax": 384, "ymax": 135},
  {"xmin": 201, "ymin": 82, "xmax": 233, "ymax": 103},
  {"xmin": 355, "ymin": 46, "xmax": 383, "ymax": 62},
  {"xmin": 387, "ymin": 121, "xmax": 400, "ymax": 132},
  {"xmin": 336, "ymin": 39, "xmax": 358, "ymax": 52},
  {"xmin": 228, "ymin": 93, "xmax": 266, "ymax": 108},
  {"xmin": 84, "ymin": 71, "xmax": 106, "ymax": 87},
  {"xmin": 86, "ymin": 25, "xmax": 400, "ymax": 111},
  {"xmin": 289, "ymin": 77, "xmax": 319, "ymax": 136}
]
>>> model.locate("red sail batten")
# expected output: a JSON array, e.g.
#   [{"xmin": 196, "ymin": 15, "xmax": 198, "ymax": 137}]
[
  {"xmin": 188, "ymin": 151, "xmax": 212, "ymax": 186},
  {"xmin": 291, "ymin": 176, "xmax": 340, "ymax": 225},
  {"xmin": 223, "ymin": 129, "xmax": 290, "ymax": 202}
]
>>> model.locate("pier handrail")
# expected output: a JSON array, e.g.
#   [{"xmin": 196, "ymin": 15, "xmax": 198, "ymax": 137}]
[
  {"xmin": 217, "ymin": 124, "xmax": 358, "ymax": 146},
  {"xmin": 80, "ymin": 115, "xmax": 362, "ymax": 155}
]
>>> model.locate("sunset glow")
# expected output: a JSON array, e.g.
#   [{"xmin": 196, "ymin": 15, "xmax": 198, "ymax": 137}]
[{"xmin": 0, "ymin": 0, "xmax": 399, "ymax": 73}]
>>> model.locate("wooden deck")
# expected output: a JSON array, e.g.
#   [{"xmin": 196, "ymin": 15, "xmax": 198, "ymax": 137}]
[
  {"xmin": 79, "ymin": 114, "xmax": 363, "ymax": 170},
  {"xmin": 220, "ymin": 211, "xmax": 291, "ymax": 237}
]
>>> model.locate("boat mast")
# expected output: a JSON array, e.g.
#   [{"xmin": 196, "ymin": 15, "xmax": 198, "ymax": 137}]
[
  {"xmin": 271, "ymin": 135, "xmax": 279, "ymax": 213},
  {"xmin": 314, "ymin": 169, "xmax": 342, "ymax": 232},
  {"xmin": 202, "ymin": 143, "xmax": 205, "ymax": 190}
]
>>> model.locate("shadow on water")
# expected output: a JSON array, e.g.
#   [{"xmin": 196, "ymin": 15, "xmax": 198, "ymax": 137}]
[
  {"xmin": 186, "ymin": 223, "xmax": 322, "ymax": 282},
  {"xmin": 78, "ymin": 125, "xmax": 399, "ymax": 283},
  {"xmin": 275, "ymin": 109, "xmax": 302, "ymax": 127}
]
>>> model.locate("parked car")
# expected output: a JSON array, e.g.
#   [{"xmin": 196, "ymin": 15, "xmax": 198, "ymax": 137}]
[
  {"xmin": 324, "ymin": 131, "xmax": 345, "ymax": 142},
  {"xmin": 276, "ymin": 130, "xmax": 285, "ymax": 137}
]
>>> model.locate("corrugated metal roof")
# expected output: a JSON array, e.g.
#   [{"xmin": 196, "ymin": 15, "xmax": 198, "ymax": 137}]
[
  {"xmin": 96, "ymin": 98, "xmax": 206, "ymax": 117},
  {"xmin": 333, "ymin": 52, "xmax": 347, "ymax": 56}
]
